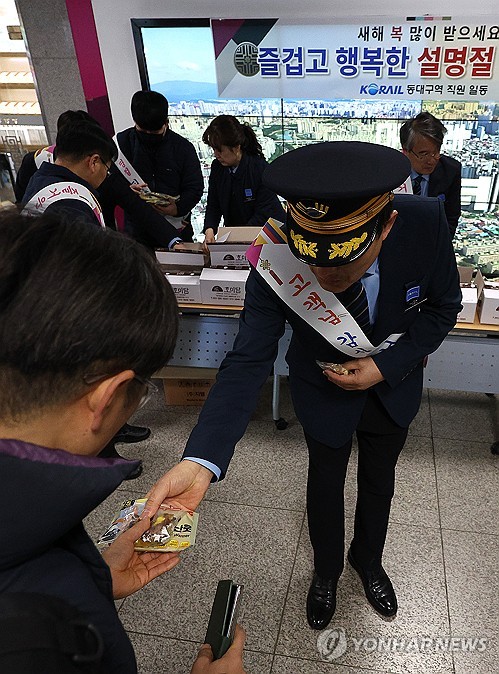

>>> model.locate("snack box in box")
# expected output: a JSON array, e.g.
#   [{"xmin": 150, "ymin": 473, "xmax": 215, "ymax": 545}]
[
  {"xmin": 164, "ymin": 271, "xmax": 202, "ymax": 304},
  {"xmin": 155, "ymin": 243, "xmax": 206, "ymax": 271},
  {"xmin": 477, "ymin": 272, "xmax": 499, "ymax": 325},
  {"xmin": 207, "ymin": 227, "xmax": 261, "ymax": 268},
  {"xmin": 456, "ymin": 266, "xmax": 478, "ymax": 324},
  {"xmin": 200, "ymin": 267, "xmax": 249, "ymax": 306}
]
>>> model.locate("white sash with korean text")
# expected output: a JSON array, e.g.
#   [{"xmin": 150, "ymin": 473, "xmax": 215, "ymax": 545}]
[
  {"xmin": 22, "ymin": 182, "xmax": 106, "ymax": 229},
  {"xmin": 249, "ymin": 222, "xmax": 403, "ymax": 358},
  {"xmin": 34, "ymin": 145, "xmax": 55, "ymax": 169},
  {"xmin": 113, "ymin": 134, "xmax": 185, "ymax": 231}
]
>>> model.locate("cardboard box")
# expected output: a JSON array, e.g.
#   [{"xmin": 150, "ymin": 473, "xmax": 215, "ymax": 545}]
[
  {"xmin": 159, "ymin": 366, "xmax": 217, "ymax": 406},
  {"xmin": 456, "ymin": 266, "xmax": 478, "ymax": 324},
  {"xmin": 200, "ymin": 267, "xmax": 249, "ymax": 306},
  {"xmin": 155, "ymin": 244, "xmax": 206, "ymax": 271},
  {"xmin": 164, "ymin": 272, "xmax": 202, "ymax": 304},
  {"xmin": 208, "ymin": 226, "xmax": 261, "ymax": 268},
  {"xmin": 477, "ymin": 271, "xmax": 499, "ymax": 325}
]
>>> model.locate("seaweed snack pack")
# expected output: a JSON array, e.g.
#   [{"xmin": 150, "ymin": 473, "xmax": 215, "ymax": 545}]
[
  {"xmin": 96, "ymin": 499, "xmax": 199, "ymax": 552},
  {"xmin": 316, "ymin": 360, "xmax": 350, "ymax": 375},
  {"xmin": 138, "ymin": 189, "xmax": 180, "ymax": 207}
]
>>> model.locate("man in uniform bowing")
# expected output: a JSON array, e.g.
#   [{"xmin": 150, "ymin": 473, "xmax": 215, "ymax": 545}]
[{"xmin": 145, "ymin": 142, "xmax": 462, "ymax": 629}]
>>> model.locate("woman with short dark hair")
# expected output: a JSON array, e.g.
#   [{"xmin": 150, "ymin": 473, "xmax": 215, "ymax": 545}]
[{"xmin": 202, "ymin": 115, "xmax": 284, "ymax": 244}]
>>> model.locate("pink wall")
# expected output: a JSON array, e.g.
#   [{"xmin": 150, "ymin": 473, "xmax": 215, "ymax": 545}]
[{"xmin": 65, "ymin": 0, "xmax": 114, "ymax": 136}]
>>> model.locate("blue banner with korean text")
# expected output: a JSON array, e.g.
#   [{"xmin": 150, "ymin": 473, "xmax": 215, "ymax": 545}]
[{"xmin": 212, "ymin": 17, "xmax": 498, "ymax": 101}]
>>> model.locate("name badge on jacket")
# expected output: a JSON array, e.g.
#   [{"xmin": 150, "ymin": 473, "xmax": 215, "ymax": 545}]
[
  {"xmin": 244, "ymin": 188, "xmax": 254, "ymax": 202},
  {"xmin": 404, "ymin": 281, "xmax": 427, "ymax": 311}
]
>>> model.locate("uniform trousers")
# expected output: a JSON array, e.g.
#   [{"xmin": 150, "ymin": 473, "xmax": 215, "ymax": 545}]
[{"xmin": 305, "ymin": 390, "xmax": 409, "ymax": 580}]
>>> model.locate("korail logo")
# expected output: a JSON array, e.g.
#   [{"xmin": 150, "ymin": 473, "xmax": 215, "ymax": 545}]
[
  {"xmin": 359, "ymin": 83, "xmax": 405, "ymax": 95},
  {"xmin": 317, "ymin": 627, "xmax": 348, "ymax": 661}
]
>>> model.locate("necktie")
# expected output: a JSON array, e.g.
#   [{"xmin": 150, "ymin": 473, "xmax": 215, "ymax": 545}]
[
  {"xmin": 412, "ymin": 174, "xmax": 423, "ymax": 196},
  {"xmin": 336, "ymin": 280, "xmax": 372, "ymax": 336}
]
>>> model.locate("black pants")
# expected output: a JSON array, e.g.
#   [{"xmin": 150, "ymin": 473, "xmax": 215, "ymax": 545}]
[{"xmin": 305, "ymin": 391, "xmax": 408, "ymax": 580}]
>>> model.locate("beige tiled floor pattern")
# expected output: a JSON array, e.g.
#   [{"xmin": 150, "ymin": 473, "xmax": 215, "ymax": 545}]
[{"xmin": 85, "ymin": 381, "xmax": 499, "ymax": 674}]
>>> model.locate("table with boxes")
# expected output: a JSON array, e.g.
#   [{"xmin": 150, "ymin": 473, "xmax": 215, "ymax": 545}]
[
  {"xmin": 157, "ymin": 227, "xmax": 259, "ymax": 308},
  {"xmin": 156, "ymin": 231, "xmax": 499, "ymax": 409},
  {"xmin": 156, "ymin": 228, "xmax": 258, "ymax": 406}
]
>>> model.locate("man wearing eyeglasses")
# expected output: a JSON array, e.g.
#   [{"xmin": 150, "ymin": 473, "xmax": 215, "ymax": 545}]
[
  {"xmin": 400, "ymin": 111, "xmax": 462, "ymax": 238},
  {"xmin": 21, "ymin": 121, "xmax": 152, "ymax": 478},
  {"xmin": 0, "ymin": 211, "xmax": 247, "ymax": 674},
  {"xmin": 22, "ymin": 120, "xmax": 117, "ymax": 228}
]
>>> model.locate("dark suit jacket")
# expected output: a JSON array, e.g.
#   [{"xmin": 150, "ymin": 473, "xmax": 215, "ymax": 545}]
[
  {"xmin": 203, "ymin": 153, "xmax": 284, "ymax": 233},
  {"xmin": 117, "ymin": 127, "xmax": 203, "ymax": 242},
  {"xmin": 183, "ymin": 195, "xmax": 462, "ymax": 477},
  {"xmin": 15, "ymin": 150, "xmax": 180, "ymax": 248},
  {"xmin": 14, "ymin": 150, "xmax": 37, "ymax": 203},
  {"xmin": 22, "ymin": 162, "xmax": 101, "ymax": 228},
  {"xmin": 98, "ymin": 167, "xmax": 181, "ymax": 248},
  {"xmin": 428, "ymin": 154, "xmax": 462, "ymax": 238}
]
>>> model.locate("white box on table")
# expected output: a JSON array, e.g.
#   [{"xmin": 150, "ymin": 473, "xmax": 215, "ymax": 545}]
[
  {"xmin": 207, "ymin": 226, "xmax": 260, "ymax": 268},
  {"xmin": 200, "ymin": 267, "xmax": 249, "ymax": 306}
]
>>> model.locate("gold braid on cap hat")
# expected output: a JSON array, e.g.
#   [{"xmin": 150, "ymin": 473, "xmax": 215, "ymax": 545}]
[{"xmin": 288, "ymin": 192, "xmax": 394, "ymax": 234}]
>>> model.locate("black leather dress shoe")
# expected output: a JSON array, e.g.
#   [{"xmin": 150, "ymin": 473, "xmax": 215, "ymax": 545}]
[
  {"xmin": 113, "ymin": 423, "xmax": 151, "ymax": 444},
  {"xmin": 306, "ymin": 572, "xmax": 337, "ymax": 630},
  {"xmin": 123, "ymin": 461, "xmax": 143, "ymax": 480},
  {"xmin": 347, "ymin": 548, "xmax": 397, "ymax": 617},
  {"xmin": 99, "ymin": 444, "xmax": 143, "ymax": 480}
]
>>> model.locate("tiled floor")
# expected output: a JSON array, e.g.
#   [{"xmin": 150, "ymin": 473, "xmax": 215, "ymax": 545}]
[{"xmin": 84, "ymin": 380, "xmax": 499, "ymax": 674}]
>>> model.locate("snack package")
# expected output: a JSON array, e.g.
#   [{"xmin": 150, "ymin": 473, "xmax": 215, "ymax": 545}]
[
  {"xmin": 316, "ymin": 360, "xmax": 350, "ymax": 375},
  {"xmin": 139, "ymin": 190, "xmax": 180, "ymax": 207},
  {"xmin": 96, "ymin": 499, "xmax": 199, "ymax": 552}
]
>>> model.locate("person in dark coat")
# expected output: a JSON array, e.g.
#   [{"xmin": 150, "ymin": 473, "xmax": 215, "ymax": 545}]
[
  {"xmin": 202, "ymin": 115, "xmax": 284, "ymax": 244},
  {"xmin": 0, "ymin": 211, "xmax": 246, "ymax": 674},
  {"xmin": 21, "ymin": 120, "xmax": 116, "ymax": 227},
  {"xmin": 14, "ymin": 110, "xmax": 93, "ymax": 204},
  {"xmin": 116, "ymin": 90, "xmax": 204, "ymax": 243},
  {"xmin": 15, "ymin": 108, "xmax": 184, "ymax": 250},
  {"xmin": 145, "ymin": 142, "xmax": 462, "ymax": 631},
  {"xmin": 21, "ymin": 121, "xmax": 165, "ymax": 467},
  {"xmin": 400, "ymin": 111, "xmax": 462, "ymax": 238}
]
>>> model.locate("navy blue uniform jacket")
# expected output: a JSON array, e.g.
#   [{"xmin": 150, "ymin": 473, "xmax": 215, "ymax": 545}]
[
  {"xmin": 0, "ymin": 439, "xmax": 141, "ymax": 674},
  {"xmin": 22, "ymin": 162, "xmax": 101, "ymax": 227},
  {"xmin": 117, "ymin": 127, "xmax": 203, "ymax": 239},
  {"xmin": 184, "ymin": 195, "xmax": 462, "ymax": 477},
  {"xmin": 15, "ymin": 151, "xmax": 180, "ymax": 248},
  {"xmin": 428, "ymin": 154, "xmax": 462, "ymax": 238},
  {"xmin": 203, "ymin": 153, "xmax": 284, "ymax": 233}
]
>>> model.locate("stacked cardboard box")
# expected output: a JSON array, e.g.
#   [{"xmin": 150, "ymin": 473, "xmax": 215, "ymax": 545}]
[
  {"xmin": 477, "ymin": 274, "xmax": 499, "ymax": 325},
  {"xmin": 157, "ymin": 366, "xmax": 218, "ymax": 406},
  {"xmin": 157, "ymin": 245, "xmax": 206, "ymax": 305},
  {"xmin": 201, "ymin": 227, "xmax": 259, "ymax": 306},
  {"xmin": 456, "ymin": 267, "xmax": 479, "ymax": 324}
]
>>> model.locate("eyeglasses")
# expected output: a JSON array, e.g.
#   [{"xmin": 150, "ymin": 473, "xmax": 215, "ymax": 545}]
[
  {"xmin": 409, "ymin": 148, "xmax": 441, "ymax": 161},
  {"xmin": 99, "ymin": 156, "xmax": 112, "ymax": 176},
  {"xmin": 83, "ymin": 373, "xmax": 158, "ymax": 411}
]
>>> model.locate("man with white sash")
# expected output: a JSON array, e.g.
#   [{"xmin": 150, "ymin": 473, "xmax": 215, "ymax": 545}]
[
  {"xmin": 14, "ymin": 109, "xmax": 94, "ymax": 203},
  {"xmin": 115, "ymin": 90, "xmax": 203, "ymax": 244},
  {"xmin": 145, "ymin": 142, "xmax": 462, "ymax": 628},
  {"xmin": 21, "ymin": 120, "xmax": 114, "ymax": 229},
  {"xmin": 21, "ymin": 120, "xmax": 153, "ymax": 477}
]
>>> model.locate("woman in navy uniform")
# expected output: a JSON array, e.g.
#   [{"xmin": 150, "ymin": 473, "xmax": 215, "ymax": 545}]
[{"xmin": 202, "ymin": 115, "xmax": 284, "ymax": 244}]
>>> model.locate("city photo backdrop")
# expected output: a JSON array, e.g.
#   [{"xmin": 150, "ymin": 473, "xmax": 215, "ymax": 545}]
[{"xmin": 132, "ymin": 19, "xmax": 499, "ymax": 276}]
